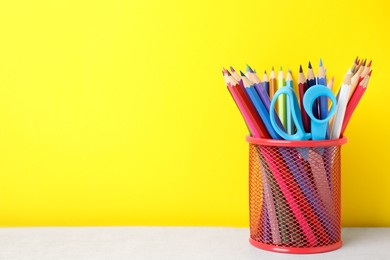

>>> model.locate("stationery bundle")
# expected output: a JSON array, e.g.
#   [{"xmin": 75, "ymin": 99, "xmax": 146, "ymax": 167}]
[
  {"xmin": 222, "ymin": 58, "xmax": 372, "ymax": 141},
  {"xmin": 222, "ymin": 57, "xmax": 372, "ymax": 254}
]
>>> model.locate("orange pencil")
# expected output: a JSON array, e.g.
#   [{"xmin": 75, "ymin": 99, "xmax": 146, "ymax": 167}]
[{"xmin": 269, "ymin": 67, "xmax": 276, "ymax": 100}]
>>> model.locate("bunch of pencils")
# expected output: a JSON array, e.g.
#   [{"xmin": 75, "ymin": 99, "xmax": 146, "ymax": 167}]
[
  {"xmin": 222, "ymin": 57, "xmax": 372, "ymax": 140},
  {"xmin": 223, "ymin": 57, "xmax": 373, "ymax": 247}
]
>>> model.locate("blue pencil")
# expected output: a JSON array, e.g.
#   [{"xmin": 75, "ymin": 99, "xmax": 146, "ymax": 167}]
[
  {"xmin": 253, "ymin": 82, "xmax": 285, "ymax": 132},
  {"xmin": 241, "ymin": 75, "xmax": 281, "ymax": 139},
  {"xmin": 317, "ymin": 59, "xmax": 329, "ymax": 139}
]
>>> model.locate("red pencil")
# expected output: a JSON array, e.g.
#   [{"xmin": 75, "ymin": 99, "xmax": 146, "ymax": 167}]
[
  {"xmin": 340, "ymin": 71, "xmax": 371, "ymax": 135},
  {"xmin": 230, "ymin": 67, "xmax": 264, "ymax": 128},
  {"xmin": 223, "ymin": 69, "xmax": 270, "ymax": 138}
]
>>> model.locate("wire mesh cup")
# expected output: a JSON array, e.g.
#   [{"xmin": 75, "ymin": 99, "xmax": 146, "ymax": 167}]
[{"xmin": 246, "ymin": 136, "xmax": 347, "ymax": 254}]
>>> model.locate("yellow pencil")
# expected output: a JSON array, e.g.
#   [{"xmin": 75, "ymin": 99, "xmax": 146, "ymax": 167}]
[{"xmin": 277, "ymin": 66, "xmax": 286, "ymax": 128}]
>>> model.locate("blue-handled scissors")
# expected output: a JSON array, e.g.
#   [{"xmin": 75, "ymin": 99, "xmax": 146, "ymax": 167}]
[
  {"xmin": 269, "ymin": 85, "xmax": 338, "ymax": 239},
  {"xmin": 269, "ymin": 85, "xmax": 337, "ymax": 141}
]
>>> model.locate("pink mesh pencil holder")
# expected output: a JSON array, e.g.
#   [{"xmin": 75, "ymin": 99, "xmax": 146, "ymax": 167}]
[{"xmin": 246, "ymin": 136, "xmax": 347, "ymax": 254}]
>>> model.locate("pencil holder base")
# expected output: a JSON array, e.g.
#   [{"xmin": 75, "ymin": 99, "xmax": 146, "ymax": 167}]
[
  {"xmin": 246, "ymin": 136, "xmax": 347, "ymax": 254},
  {"xmin": 249, "ymin": 239, "xmax": 342, "ymax": 254}
]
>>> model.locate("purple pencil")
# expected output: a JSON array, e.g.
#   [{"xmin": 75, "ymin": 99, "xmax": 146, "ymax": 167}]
[
  {"xmin": 245, "ymin": 66, "xmax": 285, "ymax": 132},
  {"xmin": 254, "ymin": 82, "xmax": 285, "ymax": 132}
]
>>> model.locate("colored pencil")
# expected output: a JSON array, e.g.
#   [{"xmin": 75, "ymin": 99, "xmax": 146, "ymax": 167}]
[
  {"xmin": 285, "ymin": 69, "xmax": 294, "ymax": 134},
  {"xmin": 245, "ymin": 67, "xmax": 284, "ymax": 131},
  {"xmin": 245, "ymin": 64, "xmax": 253, "ymax": 78},
  {"xmin": 277, "ymin": 66, "xmax": 286, "ymax": 128},
  {"xmin": 260, "ymin": 147, "xmax": 318, "ymax": 246},
  {"xmin": 246, "ymin": 65, "xmax": 261, "ymax": 84},
  {"xmin": 330, "ymin": 71, "xmax": 352, "ymax": 139},
  {"xmin": 341, "ymin": 71, "xmax": 371, "ymax": 135},
  {"xmin": 298, "ymin": 65, "xmax": 311, "ymax": 132},
  {"xmin": 253, "ymin": 82, "xmax": 285, "ymax": 132},
  {"xmin": 317, "ymin": 59, "xmax": 328, "ymax": 119},
  {"xmin": 269, "ymin": 67, "xmax": 276, "ymax": 100},
  {"xmin": 242, "ymin": 75, "xmax": 281, "ymax": 139},
  {"xmin": 224, "ymin": 74, "xmax": 266, "ymax": 138},
  {"xmin": 360, "ymin": 60, "xmax": 372, "ymax": 78},
  {"xmin": 232, "ymin": 69, "xmax": 267, "ymax": 132},
  {"xmin": 257, "ymin": 154, "xmax": 281, "ymax": 244},
  {"xmin": 262, "ymin": 70, "xmax": 270, "ymax": 96},
  {"xmin": 327, "ymin": 76, "xmax": 334, "ymax": 92},
  {"xmin": 256, "ymin": 151, "xmax": 291, "ymax": 243},
  {"xmin": 307, "ymin": 61, "xmax": 319, "ymax": 119},
  {"xmin": 306, "ymin": 150, "xmax": 337, "ymax": 228},
  {"xmin": 223, "ymin": 69, "xmax": 252, "ymax": 134},
  {"xmin": 353, "ymin": 57, "xmax": 360, "ymax": 72},
  {"xmin": 349, "ymin": 59, "xmax": 365, "ymax": 100},
  {"xmin": 354, "ymin": 58, "xmax": 365, "ymax": 73},
  {"xmin": 230, "ymin": 66, "xmax": 241, "ymax": 82}
]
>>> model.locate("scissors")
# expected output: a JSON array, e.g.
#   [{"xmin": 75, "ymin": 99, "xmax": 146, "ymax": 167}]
[
  {"xmin": 269, "ymin": 85, "xmax": 337, "ymax": 141},
  {"xmin": 269, "ymin": 85, "xmax": 338, "ymax": 239}
]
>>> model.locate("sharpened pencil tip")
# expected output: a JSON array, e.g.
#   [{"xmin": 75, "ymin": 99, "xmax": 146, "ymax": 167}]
[
  {"xmin": 279, "ymin": 66, "xmax": 282, "ymax": 71},
  {"xmin": 271, "ymin": 66, "xmax": 274, "ymax": 71},
  {"xmin": 319, "ymin": 58, "xmax": 323, "ymax": 67},
  {"xmin": 240, "ymin": 70, "xmax": 245, "ymax": 77},
  {"xmin": 308, "ymin": 61, "xmax": 312, "ymax": 69},
  {"xmin": 299, "ymin": 65, "xmax": 303, "ymax": 73},
  {"xmin": 246, "ymin": 64, "xmax": 254, "ymax": 73},
  {"xmin": 230, "ymin": 66, "xmax": 235, "ymax": 73},
  {"xmin": 363, "ymin": 59, "xmax": 367, "ymax": 66},
  {"xmin": 222, "ymin": 68, "xmax": 231, "ymax": 76},
  {"xmin": 355, "ymin": 56, "xmax": 359, "ymax": 64},
  {"xmin": 350, "ymin": 64, "xmax": 355, "ymax": 73},
  {"xmin": 367, "ymin": 60, "xmax": 372, "ymax": 67},
  {"xmin": 264, "ymin": 70, "xmax": 267, "ymax": 74},
  {"xmin": 368, "ymin": 70, "xmax": 372, "ymax": 76}
]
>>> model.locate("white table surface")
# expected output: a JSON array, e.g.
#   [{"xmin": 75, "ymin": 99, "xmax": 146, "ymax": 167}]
[{"xmin": 0, "ymin": 227, "xmax": 389, "ymax": 260}]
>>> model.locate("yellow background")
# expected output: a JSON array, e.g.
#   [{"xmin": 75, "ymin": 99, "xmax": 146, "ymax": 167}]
[{"xmin": 0, "ymin": 0, "xmax": 389, "ymax": 227}]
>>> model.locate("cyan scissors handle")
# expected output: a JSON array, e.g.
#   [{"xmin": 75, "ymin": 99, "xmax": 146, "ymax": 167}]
[
  {"xmin": 270, "ymin": 87, "xmax": 311, "ymax": 141},
  {"xmin": 303, "ymin": 85, "xmax": 337, "ymax": 140}
]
